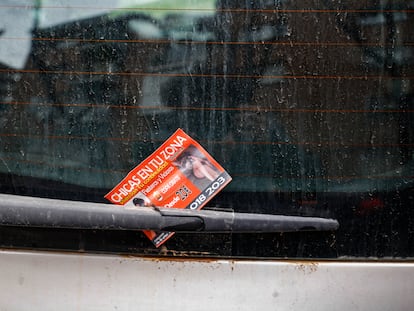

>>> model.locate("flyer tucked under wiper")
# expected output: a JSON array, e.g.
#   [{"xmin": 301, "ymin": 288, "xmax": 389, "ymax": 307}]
[{"xmin": 105, "ymin": 128, "xmax": 232, "ymax": 247}]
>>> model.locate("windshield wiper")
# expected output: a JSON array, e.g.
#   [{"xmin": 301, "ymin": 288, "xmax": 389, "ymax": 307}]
[{"xmin": 0, "ymin": 194, "xmax": 338, "ymax": 233}]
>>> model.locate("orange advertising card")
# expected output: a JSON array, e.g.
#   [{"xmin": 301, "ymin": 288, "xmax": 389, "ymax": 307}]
[{"xmin": 105, "ymin": 129, "xmax": 232, "ymax": 247}]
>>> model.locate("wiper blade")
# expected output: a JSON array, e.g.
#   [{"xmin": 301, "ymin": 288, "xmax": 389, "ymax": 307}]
[
  {"xmin": 159, "ymin": 208, "xmax": 339, "ymax": 232},
  {"xmin": 0, "ymin": 194, "xmax": 339, "ymax": 233}
]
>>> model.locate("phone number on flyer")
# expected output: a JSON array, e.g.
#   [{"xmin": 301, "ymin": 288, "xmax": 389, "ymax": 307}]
[{"xmin": 187, "ymin": 173, "xmax": 230, "ymax": 210}]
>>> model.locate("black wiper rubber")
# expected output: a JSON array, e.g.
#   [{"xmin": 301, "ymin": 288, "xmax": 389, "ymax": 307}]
[{"xmin": 0, "ymin": 194, "xmax": 339, "ymax": 233}]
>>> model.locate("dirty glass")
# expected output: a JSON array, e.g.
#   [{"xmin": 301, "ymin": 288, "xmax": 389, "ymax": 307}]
[{"xmin": 0, "ymin": 0, "xmax": 413, "ymax": 258}]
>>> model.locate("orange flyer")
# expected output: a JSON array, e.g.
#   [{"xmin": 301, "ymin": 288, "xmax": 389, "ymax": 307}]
[{"xmin": 105, "ymin": 128, "xmax": 232, "ymax": 247}]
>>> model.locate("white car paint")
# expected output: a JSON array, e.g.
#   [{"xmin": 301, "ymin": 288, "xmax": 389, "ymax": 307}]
[{"xmin": 0, "ymin": 249, "xmax": 413, "ymax": 310}]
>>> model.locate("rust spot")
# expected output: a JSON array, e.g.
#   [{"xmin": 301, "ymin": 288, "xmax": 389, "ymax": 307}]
[
  {"xmin": 139, "ymin": 253, "xmax": 220, "ymax": 263},
  {"xmin": 294, "ymin": 262, "xmax": 319, "ymax": 274},
  {"xmin": 120, "ymin": 247, "xmax": 217, "ymax": 262}
]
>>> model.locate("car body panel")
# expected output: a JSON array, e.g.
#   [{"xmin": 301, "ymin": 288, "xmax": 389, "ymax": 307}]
[{"xmin": 0, "ymin": 249, "xmax": 413, "ymax": 311}]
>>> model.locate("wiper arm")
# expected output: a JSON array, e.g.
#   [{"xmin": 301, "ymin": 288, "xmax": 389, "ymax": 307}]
[{"xmin": 0, "ymin": 194, "xmax": 339, "ymax": 233}]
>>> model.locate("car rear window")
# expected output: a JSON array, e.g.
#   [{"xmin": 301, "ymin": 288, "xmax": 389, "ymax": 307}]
[{"xmin": 0, "ymin": 0, "xmax": 413, "ymax": 258}]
